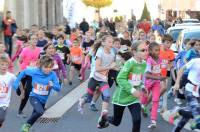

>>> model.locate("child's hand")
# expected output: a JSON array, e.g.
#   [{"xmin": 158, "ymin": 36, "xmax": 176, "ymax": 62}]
[
  {"xmin": 160, "ymin": 76, "xmax": 166, "ymax": 81},
  {"xmin": 63, "ymin": 79, "xmax": 68, "ymax": 86},
  {"xmin": 109, "ymin": 62, "xmax": 116, "ymax": 69},
  {"xmin": 49, "ymin": 81, "xmax": 53, "ymax": 87},
  {"xmin": 132, "ymin": 90, "xmax": 141, "ymax": 99}
]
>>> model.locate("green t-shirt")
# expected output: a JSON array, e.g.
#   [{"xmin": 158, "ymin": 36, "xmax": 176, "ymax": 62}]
[{"xmin": 112, "ymin": 57, "xmax": 147, "ymax": 106}]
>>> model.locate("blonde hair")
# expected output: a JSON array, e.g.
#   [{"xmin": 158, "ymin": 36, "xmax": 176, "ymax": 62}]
[{"xmin": 38, "ymin": 55, "xmax": 54, "ymax": 68}]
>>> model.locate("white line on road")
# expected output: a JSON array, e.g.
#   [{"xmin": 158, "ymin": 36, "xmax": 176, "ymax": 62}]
[{"xmin": 41, "ymin": 79, "xmax": 88, "ymax": 119}]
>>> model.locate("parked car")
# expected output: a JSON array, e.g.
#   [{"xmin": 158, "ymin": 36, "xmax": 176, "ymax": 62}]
[
  {"xmin": 166, "ymin": 25, "xmax": 200, "ymax": 54},
  {"xmin": 176, "ymin": 27, "xmax": 200, "ymax": 52}
]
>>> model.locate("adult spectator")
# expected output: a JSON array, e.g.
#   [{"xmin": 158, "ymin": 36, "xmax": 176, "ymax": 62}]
[
  {"xmin": 137, "ymin": 19, "xmax": 151, "ymax": 34},
  {"xmin": 2, "ymin": 11, "xmax": 17, "ymax": 57},
  {"xmin": 79, "ymin": 18, "xmax": 89, "ymax": 34},
  {"xmin": 152, "ymin": 19, "xmax": 164, "ymax": 36},
  {"xmin": 65, "ymin": 20, "xmax": 71, "ymax": 35},
  {"xmin": 108, "ymin": 18, "xmax": 117, "ymax": 36}
]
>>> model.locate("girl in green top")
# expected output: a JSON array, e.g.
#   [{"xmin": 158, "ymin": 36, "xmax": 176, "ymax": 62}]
[{"xmin": 107, "ymin": 40, "xmax": 147, "ymax": 132}]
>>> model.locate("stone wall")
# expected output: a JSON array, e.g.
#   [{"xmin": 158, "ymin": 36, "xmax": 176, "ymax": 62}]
[{"xmin": 4, "ymin": 0, "xmax": 63, "ymax": 29}]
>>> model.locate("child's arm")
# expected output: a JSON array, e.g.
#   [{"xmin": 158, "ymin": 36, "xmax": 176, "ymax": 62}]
[
  {"xmin": 13, "ymin": 69, "xmax": 34, "ymax": 92},
  {"xmin": 51, "ymin": 72, "xmax": 61, "ymax": 92},
  {"xmin": 145, "ymin": 72, "xmax": 166, "ymax": 81}
]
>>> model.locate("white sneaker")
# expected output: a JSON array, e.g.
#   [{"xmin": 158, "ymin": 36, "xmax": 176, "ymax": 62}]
[
  {"xmin": 174, "ymin": 98, "xmax": 182, "ymax": 105},
  {"xmin": 148, "ymin": 120, "xmax": 157, "ymax": 128},
  {"xmin": 78, "ymin": 98, "xmax": 85, "ymax": 114}
]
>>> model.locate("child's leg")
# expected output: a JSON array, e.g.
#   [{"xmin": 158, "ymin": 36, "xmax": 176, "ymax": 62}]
[
  {"xmin": 0, "ymin": 107, "xmax": 7, "ymax": 128},
  {"xmin": 160, "ymin": 80, "xmax": 168, "ymax": 112},
  {"xmin": 128, "ymin": 103, "xmax": 141, "ymax": 132},
  {"xmin": 97, "ymin": 82, "xmax": 110, "ymax": 128},
  {"xmin": 26, "ymin": 96, "xmax": 45, "ymax": 126},
  {"xmin": 90, "ymin": 89, "xmax": 101, "ymax": 111},
  {"xmin": 151, "ymin": 82, "xmax": 160, "ymax": 121},
  {"xmin": 69, "ymin": 65, "xmax": 75, "ymax": 83},
  {"xmin": 18, "ymin": 75, "xmax": 32, "ymax": 115},
  {"xmin": 108, "ymin": 104, "xmax": 126, "ymax": 126},
  {"xmin": 172, "ymin": 117, "xmax": 190, "ymax": 132}
]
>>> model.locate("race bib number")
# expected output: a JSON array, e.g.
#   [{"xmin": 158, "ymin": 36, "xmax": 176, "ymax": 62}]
[
  {"xmin": 129, "ymin": 73, "xmax": 142, "ymax": 86},
  {"xmin": 161, "ymin": 60, "xmax": 168, "ymax": 69},
  {"xmin": 53, "ymin": 60, "xmax": 59, "ymax": 69},
  {"xmin": 33, "ymin": 83, "xmax": 50, "ymax": 95},
  {"xmin": 72, "ymin": 56, "xmax": 81, "ymax": 63},
  {"xmin": 0, "ymin": 82, "xmax": 8, "ymax": 98},
  {"xmin": 152, "ymin": 64, "xmax": 161, "ymax": 74},
  {"xmin": 58, "ymin": 52, "xmax": 65, "ymax": 60}
]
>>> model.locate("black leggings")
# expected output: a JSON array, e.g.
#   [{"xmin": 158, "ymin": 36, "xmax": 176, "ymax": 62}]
[
  {"xmin": 109, "ymin": 103, "xmax": 141, "ymax": 132},
  {"xmin": 19, "ymin": 75, "xmax": 32, "ymax": 113}
]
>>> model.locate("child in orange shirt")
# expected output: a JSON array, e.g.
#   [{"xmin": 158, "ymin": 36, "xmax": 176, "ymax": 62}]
[
  {"xmin": 69, "ymin": 38, "xmax": 83, "ymax": 85},
  {"xmin": 159, "ymin": 34, "xmax": 175, "ymax": 113}
]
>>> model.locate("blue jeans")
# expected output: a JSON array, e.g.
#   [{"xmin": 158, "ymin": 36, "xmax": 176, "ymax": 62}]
[
  {"xmin": 27, "ymin": 96, "xmax": 45, "ymax": 126},
  {"xmin": 4, "ymin": 36, "xmax": 12, "ymax": 57}
]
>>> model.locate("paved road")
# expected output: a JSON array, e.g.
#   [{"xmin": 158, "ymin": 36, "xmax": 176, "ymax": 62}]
[{"xmin": 1, "ymin": 68, "xmax": 190, "ymax": 132}]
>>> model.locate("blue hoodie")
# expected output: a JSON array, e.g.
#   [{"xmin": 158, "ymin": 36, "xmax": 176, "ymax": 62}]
[{"xmin": 13, "ymin": 68, "xmax": 60, "ymax": 103}]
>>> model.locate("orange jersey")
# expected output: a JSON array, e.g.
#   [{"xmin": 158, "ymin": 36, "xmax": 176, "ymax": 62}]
[
  {"xmin": 70, "ymin": 47, "xmax": 82, "ymax": 64},
  {"xmin": 159, "ymin": 47, "xmax": 175, "ymax": 77}
]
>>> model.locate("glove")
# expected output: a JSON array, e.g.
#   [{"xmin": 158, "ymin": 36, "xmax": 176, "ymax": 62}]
[{"xmin": 16, "ymin": 88, "xmax": 21, "ymax": 96}]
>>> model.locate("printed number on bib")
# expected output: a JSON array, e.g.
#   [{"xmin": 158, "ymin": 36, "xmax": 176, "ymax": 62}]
[
  {"xmin": 53, "ymin": 60, "xmax": 59, "ymax": 69},
  {"xmin": 72, "ymin": 56, "xmax": 81, "ymax": 63},
  {"xmin": 129, "ymin": 73, "xmax": 142, "ymax": 86},
  {"xmin": 152, "ymin": 65, "xmax": 161, "ymax": 74},
  {"xmin": 0, "ymin": 82, "xmax": 8, "ymax": 98},
  {"xmin": 58, "ymin": 52, "xmax": 65, "ymax": 60},
  {"xmin": 33, "ymin": 83, "xmax": 50, "ymax": 95},
  {"xmin": 161, "ymin": 60, "xmax": 168, "ymax": 69}
]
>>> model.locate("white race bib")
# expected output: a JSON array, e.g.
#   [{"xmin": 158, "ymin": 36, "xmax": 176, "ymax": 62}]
[
  {"xmin": 33, "ymin": 83, "xmax": 50, "ymax": 95},
  {"xmin": 129, "ymin": 73, "xmax": 142, "ymax": 86},
  {"xmin": 0, "ymin": 83, "xmax": 8, "ymax": 98},
  {"xmin": 161, "ymin": 60, "xmax": 168, "ymax": 69},
  {"xmin": 53, "ymin": 60, "xmax": 59, "ymax": 69},
  {"xmin": 58, "ymin": 52, "xmax": 65, "ymax": 60},
  {"xmin": 152, "ymin": 64, "xmax": 161, "ymax": 74}
]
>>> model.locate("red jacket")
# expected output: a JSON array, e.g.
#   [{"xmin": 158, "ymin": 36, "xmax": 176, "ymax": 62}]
[{"xmin": 2, "ymin": 18, "xmax": 15, "ymax": 36}]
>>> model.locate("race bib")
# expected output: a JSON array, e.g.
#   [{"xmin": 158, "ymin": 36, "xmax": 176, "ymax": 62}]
[
  {"xmin": 72, "ymin": 56, "xmax": 81, "ymax": 63},
  {"xmin": 53, "ymin": 60, "xmax": 59, "ymax": 69},
  {"xmin": 0, "ymin": 82, "xmax": 8, "ymax": 98},
  {"xmin": 129, "ymin": 73, "xmax": 142, "ymax": 86},
  {"xmin": 152, "ymin": 64, "xmax": 161, "ymax": 74},
  {"xmin": 27, "ymin": 61, "xmax": 37, "ymax": 69},
  {"xmin": 33, "ymin": 83, "xmax": 50, "ymax": 95},
  {"xmin": 161, "ymin": 60, "xmax": 168, "ymax": 69},
  {"xmin": 58, "ymin": 52, "xmax": 65, "ymax": 60}
]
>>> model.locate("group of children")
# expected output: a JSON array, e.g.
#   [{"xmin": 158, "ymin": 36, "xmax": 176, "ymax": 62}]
[{"xmin": 0, "ymin": 22, "xmax": 200, "ymax": 132}]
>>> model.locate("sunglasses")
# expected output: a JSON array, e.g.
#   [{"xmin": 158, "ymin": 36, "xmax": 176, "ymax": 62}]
[{"xmin": 137, "ymin": 49, "xmax": 147, "ymax": 52}]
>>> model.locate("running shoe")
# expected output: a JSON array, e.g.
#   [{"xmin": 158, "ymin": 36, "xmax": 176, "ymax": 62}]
[
  {"xmin": 78, "ymin": 98, "xmax": 84, "ymax": 114},
  {"xmin": 89, "ymin": 104, "xmax": 98, "ymax": 112},
  {"xmin": 148, "ymin": 120, "xmax": 157, "ymax": 128},
  {"xmin": 20, "ymin": 123, "xmax": 31, "ymax": 132},
  {"xmin": 17, "ymin": 112, "xmax": 27, "ymax": 118},
  {"xmin": 141, "ymin": 105, "xmax": 148, "ymax": 117},
  {"xmin": 97, "ymin": 112, "xmax": 109, "ymax": 129}
]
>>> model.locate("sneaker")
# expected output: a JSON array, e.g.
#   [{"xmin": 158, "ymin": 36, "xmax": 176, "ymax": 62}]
[
  {"xmin": 169, "ymin": 113, "xmax": 179, "ymax": 124},
  {"xmin": 78, "ymin": 98, "xmax": 84, "ymax": 114},
  {"xmin": 69, "ymin": 81, "xmax": 72, "ymax": 85},
  {"xmin": 190, "ymin": 122, "xmax": 197, "ymax": 130},
  {"xmin": 174, "ymin": 98, "xmax": 182, "ymax": 105},
  {"xmin": 97, "ymin": 112, "xmax": 109, "ymax": 129},
  {"xmin": 148, "ymin": 120, "xmax": 157, "ymax": 128},
  {"xmin": 21, "ymin": 123, "xmax": 31, "ymax": 132},
  {"xmin": 89, "ymin": 104, "xmax": 98, "ymax": 111},
  {"xmin": 17, "ymin": 112, "xmax": 27, "ymax": 118},
  {"xmin": 141, "ymin": 105, "xmax": 148, "ymax": 117}
]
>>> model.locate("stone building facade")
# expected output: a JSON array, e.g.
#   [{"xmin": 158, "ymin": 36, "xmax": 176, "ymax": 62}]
[{"xmin": 3, "ymin": 0, "xmax": 63, "ymax": 29}]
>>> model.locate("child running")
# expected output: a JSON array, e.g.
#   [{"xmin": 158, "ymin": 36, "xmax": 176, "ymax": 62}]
[
  {"xmin": 173, "ymin": 58, "xmax": 200, "ymax": 131},
  {"xmin": 0, "ymin": 55, "xmax": 16, "ymax": 128},
  {"xmin": 140, "ymin": 42, "xmax": 166, "ymax": 128},
  {"xmin": 69, "ymin": 38, "xmax": 83, "ymax": 85},
  {"xmin": 17, "ymin": 34, "xmax": 41, "ymax": 118},
  {"xmin": 107, "ymin": 40, "xmax": 147, "ymax": 132},
  {"xmin": 13, "ymin": 55, "xmax": 61, "ymax": 132},
  {"xmin": 78, "ymin": 35, "xmax": 116, "ymax": 128}
]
